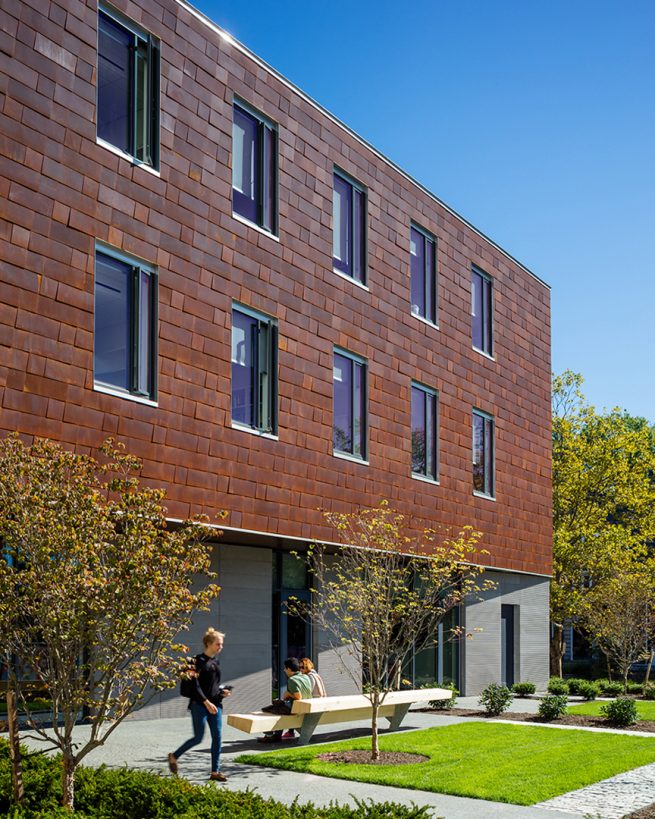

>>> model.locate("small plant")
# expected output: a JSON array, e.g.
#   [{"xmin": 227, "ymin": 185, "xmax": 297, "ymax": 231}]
[
  {"xmin": 511, "ymin": 681, "xmax": 536, "ymax": 697},
  {"xmin": 479, "ymin": 683, "xmax": 513, "ymax": 716},
  {"xmin": 564, "ymin": 678, "xmax": 586, "ymax": 695},
  {"xmin": 627, "ymin": 681, "xmax": 643, "ymax": 695},
  {"xmin": 642, "ymin": 682, "xmax": 655, "ymax": 700},
  {"xmin": 598, "ymin": 680, "xmax": 623, "ymax": 697},
  {"xmin": 577, "ymin": 681, "xmax": 599, "ymax": 701},
  {"xmin": 428, "ymin": 680, "xmax": 458, "ymax": 710},
  {"xmin": 538, "ymin": 694, "xmax": 568, "ymax": 721},
  {"xmin": 600, "ymin": 697, "xmax": 638, "ymax": 727},
  {"xmin": 547, "ymin": 676, "xmax": 569, "ymax": 695}
]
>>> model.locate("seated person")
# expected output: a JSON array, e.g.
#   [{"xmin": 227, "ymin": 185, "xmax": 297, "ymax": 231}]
[
  {"xmin": 282, "ymin": 657, "xmax": 326, "ymax": 738},
  {"xmin": 258, "ymin": 657, "xmax": 312, "ymax": 743}
]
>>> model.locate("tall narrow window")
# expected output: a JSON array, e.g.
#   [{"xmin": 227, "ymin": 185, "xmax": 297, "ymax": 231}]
[
  {"xmin": 410, "ymin": 225, "xmax": 436, "ymax": 324},
  {"xmin": 411, "ymin": 383, "xmax": 438, "ymax": 481},
  {"xmin": 333, "ymin": 171, "xmax": 366, "ymax": 284},
  {"xmin": 472, "ymin": 266, "xmax": 493, "ymax": 355},
  {"xmin": 94, "ymin": 247, "xmax": 157, "ymax": 400},
  {"xmin": 232, "ymin": 102, "xmax": 277, "ymax": 233},
  {"xmin": 97, "ymin": 6, "xmax": 159, "ymax": 168},
  {"xmin": 333, "ymin": 350, "xmax": 367, "ymax": 459},
  {"xmin": 473, "ymin": 410, "xmax": 495, "ymax": 497},
  {"xmin": 231, "ymin": 305, "xmax": 277, "ymax": 433}
]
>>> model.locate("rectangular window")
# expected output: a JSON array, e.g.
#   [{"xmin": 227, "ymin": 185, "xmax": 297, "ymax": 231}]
[
  {"xmin": 94, "ymin": 246, "xmax": 157, "ymax": 400},
  {"xmin": 472, "ymin": 266, "xmax": 493, "ymax": 355},
  {"xmin": 333, "ymin": 170, "xmax": 366, "ymax": 283},
  {"xmin": 97, "ymin": 5, "xmax": 160, "ymax": 168},
  {"xmin": 411, "ymin": 383, "xmax": 438, "ymax": 481},
  {"xmin": 410, "ymin": 225, "xmax": 436, "ymax": 324},
  {"xmin": 231, "ymin": 305, "xmax": 277, "ymax": 433},
  {"xmin": 333, "ymin": 349, "xmax": 367, "ymax": 459},
  {"xmin": 232, "ymin": 102, "xmax": 277, "ymax": 233},
  {"xmin": 472, "ymin": 410, "xmax": 495, "ymax": 497}
]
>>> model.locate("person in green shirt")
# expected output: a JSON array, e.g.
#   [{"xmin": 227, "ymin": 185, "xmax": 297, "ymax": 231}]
[{"xmin": 258, "ymin": 657, "xmax": 312, "ymax": 743}]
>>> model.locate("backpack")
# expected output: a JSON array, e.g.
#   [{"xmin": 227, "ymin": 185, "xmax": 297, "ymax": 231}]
[{"xmin": 180, "ymin": 675, "xmax": 196, "ymax": 698}]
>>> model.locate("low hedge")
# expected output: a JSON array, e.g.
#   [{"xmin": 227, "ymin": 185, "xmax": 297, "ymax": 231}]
[{"xmin": 0, "ymin": 739, "xmax": 436, "ymax": 818}]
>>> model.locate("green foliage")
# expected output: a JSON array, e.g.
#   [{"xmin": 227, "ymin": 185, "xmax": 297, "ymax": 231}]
[
  {"xmin": 564, "ymin": 678, "xmax": 585, "ymax": 695},
  {"xmin": 426, "ymin": 681, "xmax": 458, "ymax": 710},
  {"xmin": 642, "ymin": 683, "xmax": 655, "ymax": 700},
  {"xmin": 598, "ymin": 680, "xmax": 624, "ymax": 697},
  {"xmin": 600, "ymin": 697, "xmax": 638, "ymax": 727},
  {"xmin": 479, "ymin": 683, "xmax": 513, "ymax": 716},
  {"xmin": 627, "ymin": 682, "xmax": 644, "ymax": 695},
  {"xmin": 511, "ymin": 682, "xmax": 536, "ymax": 697},
  {"xmin": 538, "ymin": 695, "xmax": 568, "ymax": 721},
  {"xmin": 0, "ymin": 741, "xmax": 432, "ymax": 819},
  {"xmin": 547, "ymin": 677, "xmax": 569, "ymax": 695},
  {"xmin": 576, "ymin": 681, "xmax": 599, "ymax": 701}
]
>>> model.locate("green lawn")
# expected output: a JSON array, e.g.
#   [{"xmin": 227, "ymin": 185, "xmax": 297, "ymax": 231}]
[
  {"xmin": 238, "ymin": 722, "xmax": 655, "ymax": 805},
  {"xmin": 569, "ymin": 699, "xmax": 655, "ymax": 719}
]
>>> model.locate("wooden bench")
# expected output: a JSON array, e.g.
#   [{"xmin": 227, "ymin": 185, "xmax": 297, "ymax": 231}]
[{"xmin": 227, "ymin": 687, "xmax": 451, "ymax": 745}]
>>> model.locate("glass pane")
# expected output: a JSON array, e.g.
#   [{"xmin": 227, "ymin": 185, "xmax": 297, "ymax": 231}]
[
  {"xmin": 97, "ymin": 12, "xmax": 131, "ymax": 153},
  {"xmin": 410, "ymin": 228, "xmax": 424, "ymax": 317},
  {"xmin": 353, "ymin": 187, "xmax": 364, "ymax": 282},
  {"xmin": 473, "ymin": 412, "xmax": 485, "ymax": 492},
  {"xmin": 472, "ymin": 270, "xmax": 483, "ymax": 350},
  {"xmin": 354, "ymin": 359, "xmax": 364, "ymax": 457},
  {"xmin": 135, "ymin": 40, "xmax": 148, "ymax": 161},
  {"xmin": 232, "ymin": 106, "xmax": 258, "ymax": 223},
  {"xmin": 95, "ymin": 252, "xmax": 131, "ymax": 391},
  {"xmin": 333, "ymin": 175, "xmax": 351, "ymax": 274},
  {"xmin": 231, "ymin": 309, "xmax": 256, "ymax": 426},
  {"xmin": 281, "ymin": 553, "xmax": 307, "ymax": 589},
  {"xmin": 484, "ymin": 417, "xmax": 494, "ymax": 495},
  {"xmin": 411, "ymin": 386, "xmax": 426, "ymax": 474},
  {"xmin": 414, "ymin": 646, "xmax": 437, "ymax": 686},
  {"xmin": 333, "ymin": 353, "xmax": 352, "ymax": 453},
  {"xmin": 264, "ymin": 125, "xmax": 276, "ymax": 232},
  {"xmin": 426, "ymin": 392, "xmax": 436, "ymax": 479},
  {"xmin": 483, "ymin": 277, "xmax": 492, "ymax": 353},
  {"xmin": 426, "ymin": 238, "xmax": 435, "ymax": 323},
  {"xmin": 137, "ymin": 269, "xmax": 152, "ymax": 396}
]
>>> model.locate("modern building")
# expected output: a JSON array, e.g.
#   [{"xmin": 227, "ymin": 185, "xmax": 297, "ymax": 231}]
[{"xmin": 0, "ymin": 0, "xmax": 552, "ymax": 717}]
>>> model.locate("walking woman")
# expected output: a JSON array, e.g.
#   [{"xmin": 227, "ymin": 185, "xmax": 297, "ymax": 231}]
[{"xmin": 168, "ymin": 628, "xmax": 231, "ymax": 781}]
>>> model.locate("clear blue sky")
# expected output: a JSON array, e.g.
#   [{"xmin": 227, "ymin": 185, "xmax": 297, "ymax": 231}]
[{"xmin": 191, "ymin": 0, "xmax": 655, "ymax": 423}]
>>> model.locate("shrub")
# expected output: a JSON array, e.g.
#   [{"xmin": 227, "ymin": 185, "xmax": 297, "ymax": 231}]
[
  {"xmin": 564, "ymin": 678, "xmax": 585, "ymax": 695},
  {"xmin": 547, "ymin": 677, "xmax": 569, "ymax": 695},
  {"xmin": 538, "ymin": 694, "xmax": 568, "ymax": 721},
  {"xmin": 598, "ymin": 680, "xmax": 624, "ymax": 697},
  {"xmin": 627, "ymin": 681, "xmax": 643, "ymax": 695},
  {"xmin": 643, "ymin": 682, "xmax": 655, "ymax": 700},
  {"xmin": 600, "ymin": 697, "xmax": 638, "ymax": 727},
  {"xmin": 479, "ymin": 683, "xmax": 513, "ymax": 716},
  {"xmin": 577, "ymin": 681, "xmax": 599, "ymax": 701},
  {"xmin": 511, "ymin": 682, "xmax": 536, "ymax": 697},
  {"xmin": 428, "ymin": 681, "xmax": 458, "ymax": 710}
]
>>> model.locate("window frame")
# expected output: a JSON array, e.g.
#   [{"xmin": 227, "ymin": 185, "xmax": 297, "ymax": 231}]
[
  {"xmin": 410, "ymin": 223, "xmax": 437, "ymax": 325},
  {"xmin": 332, "ymin": 168, "xmax": 367, "ymax": 285},
  {"xmin": 410, "ymin": 381, "xmax": 439, "ymax": 482},
  {"xmin": 97, "ymin": 3, "xmax": 160, "ymax": 170},
  {"xmin": 231, "ymin": 98, "xmax": 278, "ymax": 235},
  {"xmin": 472, "ymin": 408, "xmax": 495, "ymax": 498},
  {"xmin": 231, "ymin": 303, "xmax": 278, "ymax": 435},
  {"xmin": 471, "ymin": 265, "xmax": 493, "ymax": 357},
  {"xmin": 93, "ymin": 243, "xmax": 158, "ymax": 403},
  {"xmin": 332, "ymin": 347, "xmax": 368, "ymax": 462}
]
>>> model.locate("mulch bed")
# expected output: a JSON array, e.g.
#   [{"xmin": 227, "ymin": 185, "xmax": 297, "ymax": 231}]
[
  {"xmin": 625, "ymin": 806, "xmax": 655, "ymax": 818},
  {"xmin": 317, "ymin": 751, "xmax": 428, "ymax": 765}
]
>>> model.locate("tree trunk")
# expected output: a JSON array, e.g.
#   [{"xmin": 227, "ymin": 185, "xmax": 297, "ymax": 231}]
[
  {"xmin": 623, "ymin": 667, "xmax": 630, "ymax": 695},
  {"xmin": 550, "ymin": 624, "xmax": 564, "ymax": 677},
  {"xmin": 370, "ymin": 699, "xmax": 379, "ymax": 761},
  {"xmin": 644, "ymin": 651, "xmax": 654, "ymax": 685},
  {"xmin": 605, "ymin": 652, "xmax": 612, "ymax": 682},
  {"xmin": 61, "ymin": 752, "xmax": 76, "ymax": 810},
  {"xmin": 7, "ymin": 690, "xmax": 24, "ymax": 806}
]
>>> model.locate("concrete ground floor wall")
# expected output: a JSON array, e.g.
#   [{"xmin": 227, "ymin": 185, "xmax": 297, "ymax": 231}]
[{"xmin": 133, "ymin": 539, "xmax": 550, "ymax": 719}]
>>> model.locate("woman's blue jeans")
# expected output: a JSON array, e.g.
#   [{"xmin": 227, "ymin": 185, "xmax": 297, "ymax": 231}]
[{"xmin": 173, "ymin": 700, "xmax": 222, "ymax": 772}]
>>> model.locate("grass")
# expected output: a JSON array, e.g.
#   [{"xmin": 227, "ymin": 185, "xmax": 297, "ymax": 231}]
[
  {"xmin": 569, "ymin": 699, "xmax": 655, "ymax": 719},
  {"xmin": 238, "ymin": 722, "xmax": 655, "ymax": 805}
]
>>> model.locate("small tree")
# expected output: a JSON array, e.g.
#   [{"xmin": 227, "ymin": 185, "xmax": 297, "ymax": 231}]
[
  {"xmin": 303, "ymin": 501, "xmax": 492, "ymax": 760},
  {"xmin": 0, "ymin": 435, "xmax": 221, "ymax": 810}
]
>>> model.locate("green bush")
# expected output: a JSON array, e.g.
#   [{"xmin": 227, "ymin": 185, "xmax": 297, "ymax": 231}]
[
  {"xmin": 537, "ymin": 695, "xmax": 568, "ymax": 721},
  {"xmin": 598, "ymin": 680, "xmax": 624, "ymax": 697},
  {"xmin": 428, "ymin": 681, "xmax": 458, "ymax": 710},
  {"xmin": 642, "ymin": 682, "xmax": 655, "ymax": 700},
  {"xmin": 479, "ymin": 683, "xmax": 513, "ymax": 716},
  {"xmin": 577, "ymin": 681, "xmax": 599, "ymax": 701},
  {"xmin": 627, "ymin": 681, "xmax": 643, "ymax": 695},
  {"xmin": 0, "ymin": 740, "xmax": 436, "ymax": 818},
  {"xmin": 511, "ymin": 682, "xmax": 536, "ymax": 697},
  {"xmin": 547, "ymin": 677, "xmax": 569, "ymax": 695},
  {"xmin": 564, "ymin": 678, "xmax": 585, "ymax": 695},
  {"xmin": 600, "ymin": 697, "xmax": 638, "ymax": 727}
]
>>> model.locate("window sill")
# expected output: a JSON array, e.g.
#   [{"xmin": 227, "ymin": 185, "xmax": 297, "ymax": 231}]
[
  {"xmin": 473, "ymin": 490, "xmax": 496, "ymax": 502},
  {"xmin": 94, "ymin": 382, "xmax": 158, "ymax": 407},
  {"xmin": 231, "ymin": 422, "xmax": 279, "ymax": 440},
  {"xmin": 333, "ymin": 450, "xmax": 369, "ymax": 466},
  {"xmin": 232, "ymin": 212, "xmax": 280, "ymax": 242},
  {"xmin": 411, "ymin": 312, "xmax": 439, "ymax": 331},
  {"xmin": 472, "ymin": 346, "xmax": 495, "ymax": 362},
  {"xmin": 332, "ymin": 268, "xmax": 369, "ymax": 291},
  {"xmin": 96, "ymin": 138, "xmax": 161, "ymax": 177},
  {"xmin": 411, "ymin": 473, "xmax": 440, "ymax": 486}
]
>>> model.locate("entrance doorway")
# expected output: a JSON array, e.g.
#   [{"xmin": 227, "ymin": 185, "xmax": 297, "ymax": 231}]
[
  {"xmin": 500, "ymin": 604, "xmax": 516, "ymax": 687},
  {"xmin": 272, "ymin": 552, "xmax": 311, "ymax": 697}
]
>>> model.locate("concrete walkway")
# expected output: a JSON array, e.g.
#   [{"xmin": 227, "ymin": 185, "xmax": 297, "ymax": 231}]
[{"xmin": 9, "ymin": 708, "xmax": 583, "ymax": 819}]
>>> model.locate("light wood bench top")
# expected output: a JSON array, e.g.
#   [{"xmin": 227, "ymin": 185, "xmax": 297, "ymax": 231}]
[{"xmin": 291, "ymin": 687, "xmax": 450, "ymax": 713}]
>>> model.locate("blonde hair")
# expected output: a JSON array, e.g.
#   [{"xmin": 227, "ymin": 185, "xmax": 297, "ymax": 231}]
[
  {"xmin": 300, "ymin": 657, "xmax": 314, "ymax": 671},
  {"xmin": 203, "ymin": 628, "xmax": 225, "ymax": 648}
]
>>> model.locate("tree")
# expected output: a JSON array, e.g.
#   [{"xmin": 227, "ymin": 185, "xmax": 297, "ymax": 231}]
[
  {"xmin": 302, "ymin": 501, "xmax": 492, "ymax": 760},
  {"xmin": 551, "ymin": 372, "xmax": 655, "ymax": 676},
  {"xmin": 579, "ymin": 563, "xmax": 655, "ymax": 692},
  {"xmin": 0, "ymin": 435, "xmax": 220, "ymax": 810}
]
